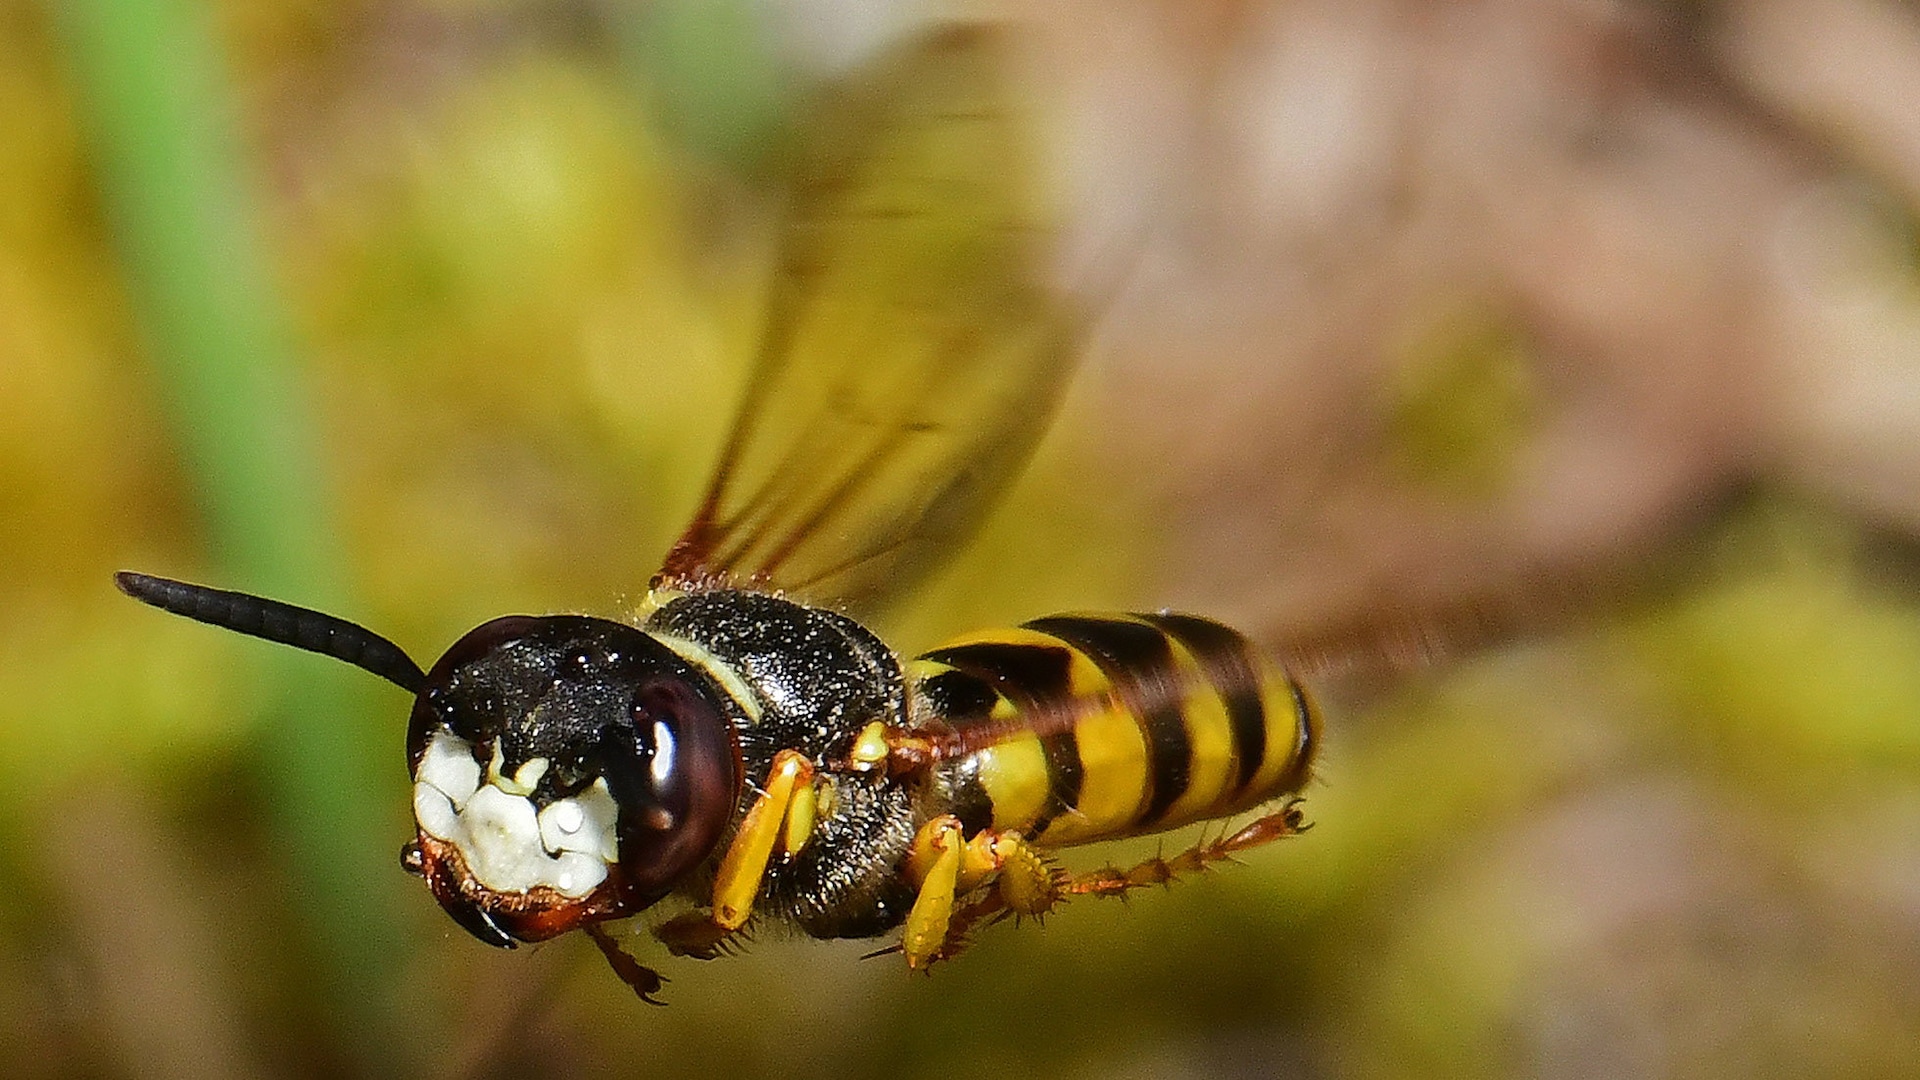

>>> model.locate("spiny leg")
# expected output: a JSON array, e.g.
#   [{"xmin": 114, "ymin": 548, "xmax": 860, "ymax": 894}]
[
  {"xmin": 652, "ymin": 911, "xmax": 752, "ymax": 960},
  {"xmin": 986, "ymin": 829, "xmax": 1064, "ymax": 919},
  {"xmin": 900, "ymin": 819, "xmax": 1061, "ymax": 970},
  {"xmin": 1067, "ymin": 799, "xmax": 1309, "ymax": 899},
  {"xmin": 915, "ymin": 830, "xmax": 1068, "ymax": 967},
  {"xmin": 921, "ymin": 891, "xmax": 1009, "ymax": 965}
]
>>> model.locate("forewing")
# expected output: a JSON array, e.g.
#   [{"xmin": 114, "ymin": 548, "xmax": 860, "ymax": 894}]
[{"xmin": 656, "ymin": 25, "xmax": 1077, "ymax": 616}]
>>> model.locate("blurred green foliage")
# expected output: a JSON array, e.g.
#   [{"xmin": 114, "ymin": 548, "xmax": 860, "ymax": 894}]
[
  {"xmin": 53, "ymin": 3, "xmax": 413, "ymax": 1066},
  {"xmin": 2, "ymin": 4, "xmax": 1919, "ymax": 1080}
]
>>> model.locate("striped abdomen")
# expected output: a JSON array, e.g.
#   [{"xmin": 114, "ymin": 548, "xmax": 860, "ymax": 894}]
[{"xmin": 913, "ymin": 614, "xmax": 1318, "ymax": 848}]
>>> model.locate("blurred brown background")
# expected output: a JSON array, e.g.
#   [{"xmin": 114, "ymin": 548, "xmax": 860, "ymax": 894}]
[{"xmin": 4, "ymin": 1, "xmax": 1920, "ymax": 1078}]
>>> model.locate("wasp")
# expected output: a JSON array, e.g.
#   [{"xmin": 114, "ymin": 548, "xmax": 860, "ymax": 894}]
[{"xmin": 115, "ymin": 25, "xmax": 1318, "ymax": 1003}]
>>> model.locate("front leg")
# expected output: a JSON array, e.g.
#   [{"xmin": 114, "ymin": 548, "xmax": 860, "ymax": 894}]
[
  {"xmin": 584, "ymin": 924, "xmax": 668, "ymax": 1005},
  {"xmin": 642, "ymin": 750, "xmax": 817, "ymax": 956},
  {"xmin": 597, "ymin": 754, "xmax": 825, "ymax": 992},
  {"xmin": 711, "ymin": 749, "xmax": 818, "ymax": 929}
]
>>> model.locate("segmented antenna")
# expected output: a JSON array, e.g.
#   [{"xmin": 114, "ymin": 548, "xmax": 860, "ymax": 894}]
[{"xmin": 115, "ymin": 571, "xmax": 428, "ymax": 694}]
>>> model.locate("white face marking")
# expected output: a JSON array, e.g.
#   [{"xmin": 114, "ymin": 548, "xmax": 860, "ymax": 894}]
[
  {"xmin": 459, "ymin": 786, "xmax": 546, "ymax": 893},
  {"xmin": 486, "ymin": 743, "xmax": 548, "ymax": 798},
  {"xmin": 417, "ymin": 732, "xmax": 481, "ymax": 808},
  {"xmin": 412, "ymin": 784, "xmax": 460, "ymax": 842},
  {"xmin": 411, "ymin": 730, "xmax": 617, "ymax": 899},
  {"xmin": 508, "ymin": 756, "xmax": 548, "ymax": 794},
  {"xmin": 537, "ymin": 778, "xmax": 618, "ymax": 862},
  {"xmin": 650, "ymin": 720, "xmax": 675, "ymax": 786},
  {"xmin": 550, "ymin": 852, "xmax": 606, "ymax": 896},
  {"xmin": 549, "ymin": 800, "xmax": 584, "ymax": 835}
]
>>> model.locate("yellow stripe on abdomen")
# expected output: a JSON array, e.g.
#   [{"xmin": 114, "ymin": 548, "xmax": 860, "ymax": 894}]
[
  {"xmin": 1032, "ymin": 697, "xmax": 1147, "ymax": 845},
  {"xmin": 1228, "ymin": 657, "xmax": 1318, "ymax": 815},
  {"xmin": 915, "ymin": 613, "xmax": 1318, "ymax": 848},
  {"xmin": 967, "ymin": 699, "xmax": 1050, "ymax": 831},
  {"xmin": 1149, "ymin": 630, "xmax": 1239, "ymax": 829}
]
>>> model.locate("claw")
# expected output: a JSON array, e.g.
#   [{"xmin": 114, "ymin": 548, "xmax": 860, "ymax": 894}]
[{"xmin": 585, "ymin": 924, "xmax": 668, "ymax": 1005}]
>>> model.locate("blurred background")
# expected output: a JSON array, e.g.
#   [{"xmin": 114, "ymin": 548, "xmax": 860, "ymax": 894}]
[{"xmin": 5, "ymin": 0, "xmax": 1920, "ymax": 1077}]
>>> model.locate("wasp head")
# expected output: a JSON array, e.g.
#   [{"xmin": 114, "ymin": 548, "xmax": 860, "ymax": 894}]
[
  {"xmin": 401, "ymin": 615, "xmax": 742, "ymax": 945},
  {"xmin": 114, "ymin": 573, "xmax": 743, "ymax": 949}
]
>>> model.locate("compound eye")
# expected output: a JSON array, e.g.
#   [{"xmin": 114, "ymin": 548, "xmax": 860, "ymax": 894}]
[{"xmin": 603, "ymin": 676, "xmax": 739, "ymax": 898}]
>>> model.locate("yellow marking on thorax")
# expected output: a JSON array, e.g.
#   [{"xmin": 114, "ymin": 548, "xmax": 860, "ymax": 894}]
[
  {"xmin": 648, "ymin": 630, "xmax": 764, "ymax": 724},
  {"xmin": 632, "ymin": 587, "xmax": 683, "ymax": 622}
]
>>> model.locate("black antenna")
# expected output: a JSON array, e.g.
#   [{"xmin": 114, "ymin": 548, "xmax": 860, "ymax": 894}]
[{"xmin": 115, "ymin": 571, "xmax": 428, "ymax": 694}]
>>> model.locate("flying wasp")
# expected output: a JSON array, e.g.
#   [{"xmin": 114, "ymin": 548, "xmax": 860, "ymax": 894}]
[{"xmin": 115, "ymin": 25, "xmax": 1318, "ymax": 1002}]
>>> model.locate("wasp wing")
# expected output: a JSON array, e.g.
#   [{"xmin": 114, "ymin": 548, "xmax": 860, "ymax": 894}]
[{"xmin": 655, "ymin": 25, "xmax": 1078, "ymax": 616}]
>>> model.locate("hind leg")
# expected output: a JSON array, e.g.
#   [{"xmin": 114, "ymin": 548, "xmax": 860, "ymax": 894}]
[{"xmin": 1067, "ymin": 800, "xmax": 1308, "ymax": 898}]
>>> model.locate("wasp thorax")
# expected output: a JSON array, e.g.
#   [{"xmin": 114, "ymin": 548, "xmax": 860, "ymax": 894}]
[{"xmin": 403, "ymin": 615, "xmax": 743, "ymax": 947}]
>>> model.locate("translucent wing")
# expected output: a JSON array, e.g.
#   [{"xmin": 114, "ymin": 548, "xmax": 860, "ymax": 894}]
[{"xmin": 655, "ymin": 25, "xmax": 1078, "ymax": 616}]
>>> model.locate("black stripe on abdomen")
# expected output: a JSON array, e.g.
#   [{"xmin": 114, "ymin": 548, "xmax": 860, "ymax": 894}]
[
  {"xmin": 918, "ymin": 640, "xmax": 1082, "ymax": 837},
  {"xmin": 1024, "ymin": 616, "xmax": 1191, "ymax": 826},
  {"xmin": 1138, "ymin": 613, "xmax": 1268, "ymax": 799}
]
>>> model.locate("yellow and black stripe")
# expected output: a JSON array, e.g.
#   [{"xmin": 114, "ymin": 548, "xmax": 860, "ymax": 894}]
[{"xmin": 912, "ymin": 613, "xmax": 1318, "ymax": 848}]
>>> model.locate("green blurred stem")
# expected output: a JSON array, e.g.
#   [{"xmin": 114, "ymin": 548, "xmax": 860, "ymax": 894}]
[{"xmin": 52, "ymin": 0, "xmax": 408, "ymax": 1067}]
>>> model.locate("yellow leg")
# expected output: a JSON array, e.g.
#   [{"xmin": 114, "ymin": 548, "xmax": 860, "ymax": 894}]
[
  {"xmin": 711, "ymin": 750, "xmax": 816, "ymax": 930},
  {"xmin": 900, "ymin": 821, "xmax": 1062, "ymax": 969},
  {"xmin": 1067, "ymin": 800, "xmax": 1308, "ymax": 898},
  {"xmin": 897, "ymin": 806, "xmax": 1304, "ymax": 969},
  {"xmin": 986, "ymin": 831, "xmax": 1062, "ymax": 918},
  {"xmin": 900, "ymin": 816, "xmax": 966, "ymax": 969}
]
